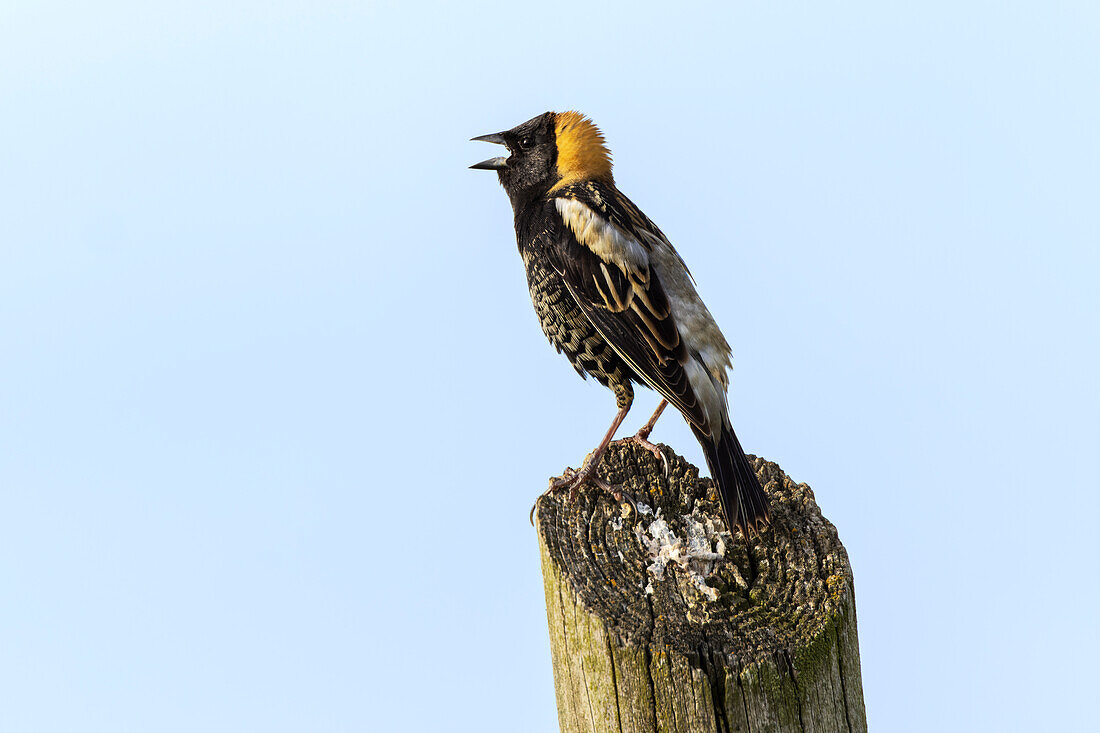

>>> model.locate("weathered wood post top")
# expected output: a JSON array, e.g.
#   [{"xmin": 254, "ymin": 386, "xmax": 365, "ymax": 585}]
[{"xmin": 534, "ymin": 442, "xmax": 866, "ymax": 733}]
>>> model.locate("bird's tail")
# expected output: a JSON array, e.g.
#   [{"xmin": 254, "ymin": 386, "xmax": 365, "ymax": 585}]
[{"xmin": 691, "ymin": 421, "xmax": 770, "ymax": 535}]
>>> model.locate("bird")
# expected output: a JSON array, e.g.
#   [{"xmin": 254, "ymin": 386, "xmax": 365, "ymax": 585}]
[{"xmin": 470, "ymin": 111, "xmax": 769, "ymax": 535}]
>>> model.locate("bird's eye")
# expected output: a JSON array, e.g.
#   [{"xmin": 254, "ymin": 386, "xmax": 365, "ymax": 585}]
[{"xmin": 519, "ymin": 135, "xmax": 534, "ymax": 150}]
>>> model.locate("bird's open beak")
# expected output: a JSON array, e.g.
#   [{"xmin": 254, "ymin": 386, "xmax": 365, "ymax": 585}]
[{"xmin": 470, "ymin": 132, "xmax": 508, "ymax": 170}]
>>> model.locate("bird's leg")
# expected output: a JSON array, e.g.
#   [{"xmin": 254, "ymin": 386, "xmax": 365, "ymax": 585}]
[
  {"xmin": 633, "ymin": 399, "xmax": 668, "ymax": 441},
  {"xmin": 530, "ymin": 405, "xmax": 636, "ymax": 524},
  {"xmin": 549, "ymin": 404, "xmax": 629, "ymax": 497},
  {"xmin": 611, "ymin": 399, "xmax": 669, "ymax": 474}
]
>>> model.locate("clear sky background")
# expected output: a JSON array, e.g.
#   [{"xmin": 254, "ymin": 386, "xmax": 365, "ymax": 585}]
[{"xmin": 2, "ymin": 2, "xmax": 1097, "ymax": 731}]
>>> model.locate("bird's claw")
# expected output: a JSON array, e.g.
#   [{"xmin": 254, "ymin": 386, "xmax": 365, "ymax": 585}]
[
  {"xmin": 530, "ymin": 465, "xmax": 632, "ymax": 525},
  {"xmin": 612, "ymin": 434, "xmax": 670, "ymax": 477},
  {"xmin": 611, "ymin": 487, "xmax": 638, "ymax": 517}
]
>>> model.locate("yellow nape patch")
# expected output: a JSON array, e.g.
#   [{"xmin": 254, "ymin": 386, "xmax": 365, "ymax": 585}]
[{"xmin": 552, "ymin": 111, "xmax": 613, "ymax": 189}]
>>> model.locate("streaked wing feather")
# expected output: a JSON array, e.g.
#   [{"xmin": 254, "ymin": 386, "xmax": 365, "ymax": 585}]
[
  {"xmin": 550, "ymin": 197, "xmax": 712, "ymax": 434},
  {"xmin": 566, "ymin": 283, "xmax": 710, "ymax": 433}
]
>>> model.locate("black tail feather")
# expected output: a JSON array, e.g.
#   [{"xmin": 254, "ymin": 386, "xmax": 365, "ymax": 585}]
[{"xmin": 691, "ymin": 422, "xmax": 770, "ymax": 535}]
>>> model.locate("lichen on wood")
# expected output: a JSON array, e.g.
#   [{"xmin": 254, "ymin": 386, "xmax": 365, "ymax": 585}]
[{"xmin": 535, "ymin": 442, "xmax": 866, "ymax": 733}]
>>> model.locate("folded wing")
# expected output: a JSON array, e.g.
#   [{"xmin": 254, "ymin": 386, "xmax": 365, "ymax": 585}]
[{"xmin": 550, "ymin": 196, "xmax": 717, "ymax": 438}]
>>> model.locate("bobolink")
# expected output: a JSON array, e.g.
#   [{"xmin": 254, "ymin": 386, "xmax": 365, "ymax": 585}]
[{"xmin": 471, "ymin": 111, "xmax": 768, "ymax": 535}]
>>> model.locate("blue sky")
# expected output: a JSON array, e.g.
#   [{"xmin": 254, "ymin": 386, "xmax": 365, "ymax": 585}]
[{"xmin": 1, "ymin": 2, "xmax": 1097, "ymax": 731}]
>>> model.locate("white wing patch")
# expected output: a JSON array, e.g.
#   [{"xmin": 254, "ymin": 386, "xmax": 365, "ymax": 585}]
[
  {"xmin": 555, "ymin": 198, "xmax": 650, "ymax": 287},
  {"xmin": 557, "ymin": 194, "xmax": 736, "ymax": 426}
]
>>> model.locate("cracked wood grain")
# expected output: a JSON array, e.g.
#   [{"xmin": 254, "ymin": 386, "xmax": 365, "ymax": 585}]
[{"xmin": 536, "ymin": 442, "xmax": 866, "ymax": 733}]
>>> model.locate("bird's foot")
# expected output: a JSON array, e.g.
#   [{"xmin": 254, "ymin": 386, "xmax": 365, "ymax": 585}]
[
  {"xmin": 529, "ymin": 464, "xmax": 636, "ymax": 525},
  {"xmin": 611, "ymin": 433, "xmax": 669, "ymax": 476}
]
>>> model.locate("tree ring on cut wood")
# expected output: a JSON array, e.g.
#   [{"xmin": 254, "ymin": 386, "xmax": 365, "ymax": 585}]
[{"xmin": 535, "ymin": 441, "xmax": 866, "ymax": 732}]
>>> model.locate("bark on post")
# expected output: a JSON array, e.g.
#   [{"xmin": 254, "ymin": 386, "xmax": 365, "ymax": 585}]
[{"xmin": 534, "ymin": 442, "xmax": 866, "ymax": 733}]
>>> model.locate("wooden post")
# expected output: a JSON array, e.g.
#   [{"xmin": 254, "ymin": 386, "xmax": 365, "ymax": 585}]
[{"xmin": 534, "ymin": 442, "xmax": 866, "ymax": 733}]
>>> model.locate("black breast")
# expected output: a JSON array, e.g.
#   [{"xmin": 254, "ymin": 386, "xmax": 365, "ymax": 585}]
[{"xmin": 515, "ymin": 201, "xmax": 640, "ymax": 409}]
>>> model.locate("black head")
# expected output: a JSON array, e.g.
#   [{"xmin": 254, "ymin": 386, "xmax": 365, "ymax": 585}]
[{"xmin": 470, "ymin": 112, "xmax": 559, "ymax": 206}]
